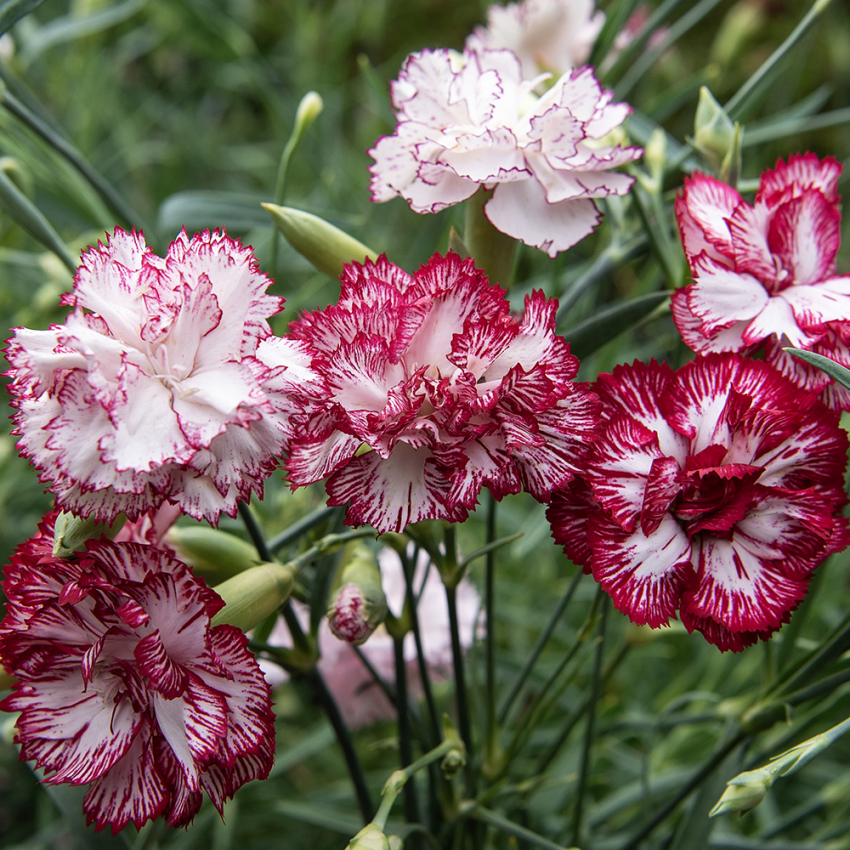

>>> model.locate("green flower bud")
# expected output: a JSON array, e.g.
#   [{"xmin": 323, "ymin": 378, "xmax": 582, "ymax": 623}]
[
  {"xmin": 262, "ymin": 203, "xmax": 378, "ymax": 278},
  {"xmin": 166, "ymin": 525, "xmax": 260, "ymax": 580},
  {"xmin": 211, "ymin": 561, "xmax": 296, "ymax": 632},
  {"xmin": 709, "ymin": 768, "xmax": 770, "ymax": 817},
  {"xmin": 52, "ymin": 511, "xmax": 126, "ymax": 559},
  {"xmin": 292, "ymin": 91, "xmax": 323, "ymax": 144},
  {"xmin": 692, "ymin": 87, "xmax": 741, "ymax": 181},
  {"xmin": 327, "ymin": 542, "xmax": 387, "ymax": 645},
  {"xmin": 347, "ymin": 824, "xmax": 391, "ymax": 850}
]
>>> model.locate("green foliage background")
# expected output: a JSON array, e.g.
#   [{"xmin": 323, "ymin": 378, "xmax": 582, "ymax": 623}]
[{"xmin": 0, "ymin": 1, "xmax": 849, "ymax": 849}]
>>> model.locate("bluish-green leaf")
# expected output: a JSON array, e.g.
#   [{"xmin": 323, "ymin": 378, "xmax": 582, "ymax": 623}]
[
  {"xmin": 0, "ymin": 0, "xmax": 47, "ymax": 36},
  {"xmin": 784, "ymin": 348, "xmax": 850, "ymax": 392}
]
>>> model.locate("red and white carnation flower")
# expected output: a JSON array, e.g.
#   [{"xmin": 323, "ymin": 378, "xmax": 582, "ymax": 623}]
[
  {"xmin": 369, "ymin": 49, "xmax": 642, "ymax": 257},
  {"xmin": 0, "ymin": 515, "xmax": 275, "ymax": 833},
  {"xmin": 286, "ymin": 252, "xmax": 600, "ymax": 533},
  {"xmin": 6, "ymin": 227, "xmax": 314, "ymax": 523},
  {"xmin": 672, "ymin": 154, "xmax": 850, "ymax": 410},
  {"xmin": 548, "ymin": 353, "xmax": 849, "ymax": 652},
  {"xmin": 466, "ymin": 0, "xmax": 605, "ymax": 79}
]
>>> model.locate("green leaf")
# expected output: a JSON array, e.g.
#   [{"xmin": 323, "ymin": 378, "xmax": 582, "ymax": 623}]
[
  {"xmin": 784, "ymin": 348, "xmax": 850, "ymax": 392},
  {"xmin": 0, "ymin": 168, "xmax": 76, "ymax": 272},
  {"xmin": 157, "ymin": 190, "xmax": 271, "ymax": 234},
  {"xmin": 562, "ymin": 292, "xmax": 670, "ymax": 361},
  {"xmin": 0, "ymin": 0, "xmax": 47, "ymax": 36},
  {"xmin": 19, "ymin": 0, "xmax": 147, "ymax": 66}
]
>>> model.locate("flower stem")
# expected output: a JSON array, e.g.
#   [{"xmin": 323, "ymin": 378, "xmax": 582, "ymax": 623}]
[
  {"xmin": 498, "ymin": 564, "xmax": 583, "ymax": 724},
  {"xmin": 238, "ymin": 501, "xmax": 273, "ymax": 561},
  {"xmin": 446, "ymin": 581, "xmax": 476, "ymax": 797},
  {"xmin": 463, "ymin": 188, "xmax": 517, "ymax": 288},
  {"xmin": 725, "ymin": 0, "xmax": 835, "ymax": 120},
  {"xmin": 483, "ymin": 495, "xmax": 501, "ymax": 777},
  {"xmin": 394, "ymin": 636, "xmax": 422, "ymax": 827},
  {"xmin": 570, "ymin": 597, "xmax": 608, "ymax": 847},
  {"xmin": 306, "ymin": 666, "xmax": 375, "ymax": 824}
]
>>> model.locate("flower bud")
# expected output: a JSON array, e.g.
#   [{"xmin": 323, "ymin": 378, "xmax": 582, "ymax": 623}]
[
  {"xmin": 166, "ymin": 524, "xmax": 261, "ymax": 580},
  {"xmin": 52, "ymin": 510, "xmax": 126, "ymax": 559},
  {"xmin": 692, "ymin": 87, "xmax": 741, "ymax": 181},
  {"xmin": 292, "ymin": 91, "xmax": 324, "ymax": 144},
  {"xmin": 709, "ymin": 769, "xmax": 770, "ymax": 817},
  {"xmin": 327, "ymin": 542, "xmax": 387, "ymax": 645},
  {"xmin": 346, "ymin": 824, "xmax": 391, "ymax": 850},
  {"xmin": 262, "ymin": 203, "xmax": 378, "ymax": 278},
  {"xmin": 211, "ymin": 561, "xmax": 296, "ymax": 632}
]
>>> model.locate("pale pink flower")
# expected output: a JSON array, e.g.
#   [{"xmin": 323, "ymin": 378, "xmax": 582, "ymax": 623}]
[
  {"xmin": 5, "ymin": 228, "xmax": 316, "ymax": 524},
  {"xmin": 369, "ymin": 49, "xmax": 642, "ymax": 257},
  {"xmin": 548, "ymin": 353, "xmax": 849, "ymax": 652},
  {"xmin": 466, "ymin": 0, "xmax": 604, "ymax": 79},
  {"xmin": 0, "ymin": 514, "xmax": 275, "ymax": 833},
  {"xmin": 286, "ymin": 252, "xmax": 600, "ymax": 534},
  {"xmin": 672, "ymin": 154, "xmax": 850, "ymax": 410},
  {"xmin": 264, "ymin": 547, "xmax": 481, "ymax": 729}
]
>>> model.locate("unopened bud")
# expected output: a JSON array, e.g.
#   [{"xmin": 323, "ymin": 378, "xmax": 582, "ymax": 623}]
[
  {"xmin": 166, "ymin": 525, "xmax": 260, "ymax": 580},
  {"xmin": 292, "ymin": 91, "xmax": 323, "ymax": 143},
  {"xmin": 692, "ymin": 87, "xmax": 741, "ymax": 180},
  {"xmin": 709, "ymin": 769, "xmax": 770, "ymax": 817},
  {"xmin": 262, "ymin": 203, "xmax": 378, "ymax": 279},
  {"xmin": 53, "ymin": 511, "xmax": 126, "ymax": 559},
  {"xmin": 347, "ymin": 824, "xmax": 391, "ymax": 850},
  {"xmin": 327, "ymin": 542, "xmax": 387, "ymax": 645},
  {"xmin": 211, "ymin": 561, "xmax": 296, "ymax": 632}
]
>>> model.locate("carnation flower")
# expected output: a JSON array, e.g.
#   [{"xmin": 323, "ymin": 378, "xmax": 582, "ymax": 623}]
[
  {"xmin": 0, "ymin": 515, "xmax": 275, "ymax": 833},
  {"xmin": 6, "ymin": 227, "xmax": 314, "ymax": 523},
  {"xmin": 369, "ymin": 49, "xmax": 642, "ymax": 257},
  {"xmin": 466, "ymin": 0, "xmax": 605, "ymax": 79},
  {"xmin": 672, "ymin": 154, "xmax": 850, "ymax": 410},
  {"xmin": 263, "ymin": 546, "xmax": 481, "ymax": 729},
  {"xmin": 548, "ymin": 353, "xmax": 849, "ymax": 651},
  {"xmin": 286, "ymin": 252, "xmax": 600, "ymax": 534}
]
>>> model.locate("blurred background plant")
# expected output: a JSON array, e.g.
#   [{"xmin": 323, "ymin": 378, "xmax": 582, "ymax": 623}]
[{"xmin": 0, "ymin": 1, "xmax": 849, "ymax": 849}]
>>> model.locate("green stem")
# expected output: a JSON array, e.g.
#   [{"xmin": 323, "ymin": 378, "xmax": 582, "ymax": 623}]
[
  {"xmin": 725, "ymin": 0, "xmax": 835, "ymax": 120},
  {"xmin": 499, "ymin": 565, "xmax": 583, "ymax": 724},
  {"xmin": 1, "ymin": 89, "xmax": 142, "ymax": 229},
  {"xmin": 372, "ymin": 737, "xmax": 462, "ymax": 832},
  {"xmin": 267, "ymin": 505, "xmax": 340, "ymax": 553},
  {"xmin": 463, "ymin": 188, "xmax": 517, "ymax": 287},
  {"xmin": 306, "ymin": 666, "xmax": 375, "ymax": 824},
  {"xmin": 394, "ymin": 636, "xmax": 421, "ymax": 827},
  {"xmin": 403, "ymin": 549, "xmax": 442, "ymax": 748},
  {"xmin": 555, "ymin": 236, "xmax": 647, "ymax": 323},
  {"xmin": 446, "ymin": 582, "xmax": 476, "ymax": 796},
  {"xmin": 618, "ymin": 729, "xmax": 749, "ymax": 850},
  {"xmin": 465, "ymin": 804, "xmax": 574, "ymax": 850},
  {"xmin": 571, "ymin": 598, "xmax": 608, "ymax": 847},
  {"xmin": 238, "ymin": 502, "xmax": 273, "ymax": 561},
  {"xmin": 484, "ymin": 495, "xmax": 499, "ymax": 773}
]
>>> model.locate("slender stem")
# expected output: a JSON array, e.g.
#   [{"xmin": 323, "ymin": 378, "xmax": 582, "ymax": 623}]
[
  {"xmin": 394, "ymin": 637, "xmax": 421, "ymax": 827},
  {"xmin": 446, "ymin": 582, "xmax": 476, "ymax": 796},
  {"xmin": 403, "ymin": 549, "xmax": 442, "ymax": 748},
  {"xmin": 536, "ymin": 642, "xmax": 630, "ymax": 776},
  {"xmin": 725, "ymin": 0, "xmax": 835, "ymax": 120},
  {"xmin": 238, "ymin": 502, "xmax": 273, "ymax": 562},
  {"xmin": 237, "ymin": 502, "xmax": 372, "ymax": 822},
  {"xmin": 1, "ymin": 89, "xmax": 143, "ymax": 229},
  {"xmin": 484, "ymin": 495, "xmax": 499, "ymax": 771},
  {"xmin": 555, "ymin": 236, "xmax": 647, "ymax": 323},
  {"xmin": 267, "ymin": 505, "xmax": 340, "ymax": 553},
  {"xmin": 618, "ymin": 729, "xmax": 749, "ymax": 850},
  {"xmin": 306, "ymin": 666, "xmax": 375, "ymax": 824},
  {"xmin": 571, "ymin": 599, "xmax": 608, "ymax": 847},
  {"xmin": 466, "ymin": 805, "xmax": 574, "ymax": 850},
  {"xmin": 499, "ymin": 565, "xmax": 583, "ymax": 724}
]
